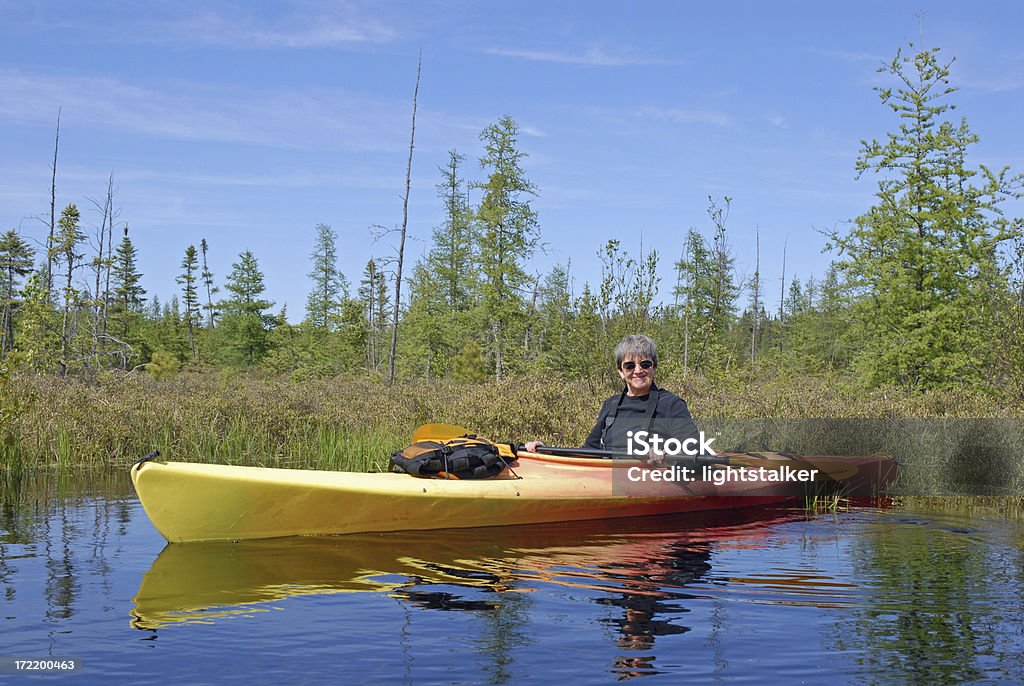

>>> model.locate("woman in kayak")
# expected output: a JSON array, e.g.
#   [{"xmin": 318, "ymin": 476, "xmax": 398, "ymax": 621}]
[{"xmin": 525, "ymin": 334, "xmax": 700, "ymax": 456}]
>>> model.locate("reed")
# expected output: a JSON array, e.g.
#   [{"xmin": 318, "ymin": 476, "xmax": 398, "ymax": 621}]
[
  {"xmin": 2, "ymin": 369, "xmax": 1023, "ymax": 506},
  {"xmin": 893, "ymin": 496, "xmax": 1024, "ymax": 519},
  {"xmin": 804, "ymin": 494, "xmax": 849, "ymax": 514}
]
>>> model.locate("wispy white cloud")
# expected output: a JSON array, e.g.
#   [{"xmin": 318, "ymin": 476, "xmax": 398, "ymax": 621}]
[
  {"xmin": 0, "ymin": 68, "xmax": 433, "ymax": 152},
  {"xmin": 0, "ymin": 1, "xmax": 399, "ymax": 49},
  {"xmin": 634, "ymin": 106, "xmax": 732, "ymax": 128},
  {"xmin": 116, "ymin": 166, "xmax": 404, "ymax": 191},
  {"xmin": 155, "ymin": 6, "xmax": 398, "ymax": 48},
  {"xmin": 958, "ymin": 69, "xmax": 1024, "ymax": 93},
  {"xmin": 486, "ymin": 46, "xmax": 674, "ymax": 67},
  {"xmin": 811, "ymin": 48, "xmax": 887, "ymax": 64}
]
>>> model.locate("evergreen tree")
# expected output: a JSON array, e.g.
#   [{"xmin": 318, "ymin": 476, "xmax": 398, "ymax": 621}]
[
  {"xmin": 399, "ymin": 262, "xmax": 449, "ymax": 379},
  {"xmin": 305, "ymin": 223, "xmax": 348, "ymax": 330},
  {"xmin": 53, "ymin": 203, "xmax": 86, "ymax": 374},
  {"xmin": 336, "ymin": 297, "xmax": 369, "ymax": 373},
  {"xmin": 431, "ymin": 149, "xmax": 476, "ymax": 314},
  {"xmin": 200, "ymin": 238, "xmax": 218, "ymax": 328},
  {"xmin": 0, "ymin": 230, "xmax": 35, "ymax": 358},
  {"xmin": 450, "ymin": 338, "xmax": 489, "ymax": 382},
  {"xmin": 534, "ymin": 264, "xmax": 572, "ymax": 368},
  {"xmin": 748, "ymin": 230, "xmax": 762, "ymax": 365},
  {"xmin": 669, "ymin": 200, "xmax": 738, "ymax": 375},
  {"xmin": 560, "ymin": 284, "xmax": 610, "ymax": 386},
  {"xmin": 472, "ymin": 115, "xmax": 539, "ymax": 379},
  {"xmin": 147, "ymin": 295, "xmax": 161, "ymax": 322},
  {"xmin": 177, "ymin": 245, "xmax": 201, "ymax": 360},
  {"xmin": 109, "ymin": 228, "xmax": 147, "ymax": 361},
  {"xmin": 358, "ymin": 259, "xmax": 389, "ymax": 373},
  {"xmin": 218, "ymin": 250, "xmax": 275, "ymax": 366},
  {"xmin": 828, "ymin": 43, "xmax": 1023, "ymax": 388},
  {"xmin": 152, "ymin": 295, "xmax": 189, "ymax": 362},
  {"xmin": 783, "ymin": 276, "xmax": 808, "ymax": 318},
  {"xmin": 708, "ymin": 198, "xmax": 739, "ymax": 339},
  {"xmin": 14, "ymin": 273, "xmax": 60, "ymax": 371},
  {"xmin": 803, "ymin": 267, "xmax": 851, "ymax": 370},
  {"xmin": 672, "ymin": 229, "xmax": 717, "ymax": 375},
  {"xmin": 398, "ymin": 150, "xmax": 478, "ymax": 379}
]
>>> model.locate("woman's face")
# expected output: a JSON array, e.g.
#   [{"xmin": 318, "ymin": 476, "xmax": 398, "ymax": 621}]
[{"xmin": 617, "ymin": 354, "xmax": 655, "ymax": 397}]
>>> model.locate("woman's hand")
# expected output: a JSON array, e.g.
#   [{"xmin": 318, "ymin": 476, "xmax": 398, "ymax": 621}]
[{"xmin": 523, "ymin": 440, "xmax": 544, "ymax": 453}]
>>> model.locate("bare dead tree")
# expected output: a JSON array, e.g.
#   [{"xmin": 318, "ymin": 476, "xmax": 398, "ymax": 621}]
[
  {"xmin": 84, "ymin": 175, "xmax": 118, "ymax": 368},
  {"xmin": 750, "ymin": 227, "xmax": 760, "ymax": 365},
  {"xmin": 46, "ymin": 107, "xmax": 61, "ymax": 301},
  {"xmin": 102, "ymin": 175, "xmax": 116, "ymax": 341},
  {"xmin": 200, "ymin": 239, "xmax": 218, "ymax": 328},
  {"xmin": 387, "ymin": 49, "xmax": 422, "ymax": 383},
  {"xmin": 93, "ymin": 189, "xmax": 107, "ymax": 361},
  {"xmin": 779, "ymin": 235, "xmax": 787, "ymax": 320}
]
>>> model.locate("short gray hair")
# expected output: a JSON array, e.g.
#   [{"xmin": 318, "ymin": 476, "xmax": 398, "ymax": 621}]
[{"xmin": 614, "ymin": 334, "xmax": 658, "ymax": 369}]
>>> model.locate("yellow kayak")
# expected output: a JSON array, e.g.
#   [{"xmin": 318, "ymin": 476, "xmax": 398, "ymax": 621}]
[{"xmin": 131, "ymin": 451, "xmax": 895, "ymax": 542}]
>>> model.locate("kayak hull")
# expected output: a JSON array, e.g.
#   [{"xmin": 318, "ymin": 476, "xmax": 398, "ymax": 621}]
[{"xmin": 131, "ymin": 452, "xmax": 895, "ymax": 542}]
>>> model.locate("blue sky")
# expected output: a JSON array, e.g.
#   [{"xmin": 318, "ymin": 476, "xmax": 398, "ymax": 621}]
[{"xmin": 2, "ymin": 1, "xmax": 1023, "ymax": 320}]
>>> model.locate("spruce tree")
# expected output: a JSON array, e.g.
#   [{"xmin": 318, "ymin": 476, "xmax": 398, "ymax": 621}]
[
  {"xmin": 472, "ymin": 115, "xmax": 539, "ymax": 380},
  {"xmin": 400, "ymin": 262, "xmax": 448, "ymax": 379},
  {"xmin": 431, "ymin": 149, "xmax": 476, "ymax": 314},
  {"xmin": 672, "ymin": 229, "xmax": 716, "ymax": 375},
  {"xmin": 829, "ymin": 43, "xmax": 1023, "ymax": 388},
  {"xmin": 54, "ymin": 203, "xmax": 85, "ymax": 374},
  {"xmin": 177, "ymin": 245, "xmax": 201, "ymax": 360},
  {"xmin": 218, "ymin": 250, "xmax": 275, "ymax": 366},
  {"xmin": 534, "ymin": 264, "xmax": 572, "ymax": 368},
  {"xmin": 0, "ymin": 230, "xmax": 35, "ymax": 358},
  {"xmin": 109, "ymin": 228, "xmax": 146, "ymax": 345},
  {"xmin": 305, "ymin": 224, "xmax": 348, "ymax": 330},
  {"xmin": 358, "ymin": 259, "xmax": 389, "ymax": 372}
]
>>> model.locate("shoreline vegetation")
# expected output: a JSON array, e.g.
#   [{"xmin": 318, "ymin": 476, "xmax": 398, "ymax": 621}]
[
  {"xmin": 2, "ymin": 370, "xmax": 1022, "ymax": 518},
  {"xmin": 4, "ymin": 369, "xmax": 1024, "ymax": 473}
]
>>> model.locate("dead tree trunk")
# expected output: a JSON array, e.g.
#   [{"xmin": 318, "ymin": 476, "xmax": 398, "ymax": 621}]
[{"xmin": 387, "ymin": 50, "xmax": 421, "ymax": 383}]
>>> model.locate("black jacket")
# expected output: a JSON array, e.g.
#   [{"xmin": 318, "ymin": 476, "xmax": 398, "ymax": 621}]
[{"xmin": 583, "ymin": 383, "xmax": 698, "ymax": 451}]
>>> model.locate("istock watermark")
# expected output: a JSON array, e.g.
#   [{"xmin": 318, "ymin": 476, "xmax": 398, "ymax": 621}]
[
  {"xmin": 625, "ymin": 463, "xmax": 820, "ymax": 486},
  {"xmin": 608, "ymin": 417, "xmax": 1024, "ymax": 497},
  {"xmin": 626, "ymin": 429, "xmax": 717, "ymax": 457}
]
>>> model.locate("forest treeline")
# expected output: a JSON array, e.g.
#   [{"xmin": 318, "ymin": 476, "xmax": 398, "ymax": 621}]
[{"xmin": 2, "ymin": 44, "xmax": 1024, "ymax": 398}]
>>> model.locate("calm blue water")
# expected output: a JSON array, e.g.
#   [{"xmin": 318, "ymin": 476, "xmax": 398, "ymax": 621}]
[{"xmin": 2, "ymin": 475, "xmax": 1023, "ymax": 684}]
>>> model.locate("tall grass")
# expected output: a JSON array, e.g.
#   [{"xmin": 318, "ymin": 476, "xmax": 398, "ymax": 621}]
[
  {"xmin": 1, "ymin": 371, "xmax": 613, "ymax": 472},
  {"xmin": 893, "ymin": 495, "xmax": 1024, "ymax": 519},
  {"xmin": 2, "ymin": 369, "xmax": 1023, "ymax": 501}
]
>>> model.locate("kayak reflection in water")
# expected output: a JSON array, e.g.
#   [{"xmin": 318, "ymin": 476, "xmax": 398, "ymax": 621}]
[
  {"xmin": 524, "ymin": 334, "xmax": 700, "ymax": 457},
  {"xmin": 131, "ymin": 508, "xmax": 800, "ymax": 679}
]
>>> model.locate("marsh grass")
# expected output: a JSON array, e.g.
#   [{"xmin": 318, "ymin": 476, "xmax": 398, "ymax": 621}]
[
  {"xmin": 894, "ymin": 495, "xmax": 1024, "ymax": 519},
  {"xmin": 1, "ymin": 463, "xmax": 134, "ymax": 516},
  {"xmin": 2, "ymin": 370, "xmax": 1023, "ymax": 511},
  {"xmin": 804, "ymin": 494, "xmax": 849, "ymax": 514},
  {"xmin": 1, "ymin": 371, "xmax": 613, "ymax": 472}
]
